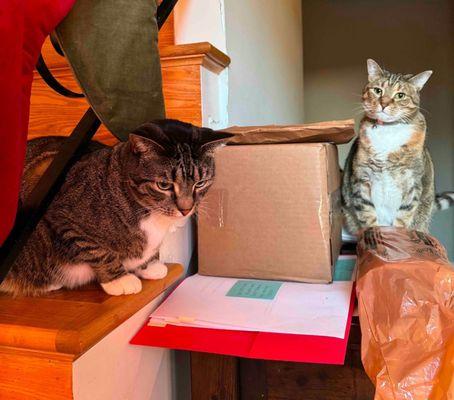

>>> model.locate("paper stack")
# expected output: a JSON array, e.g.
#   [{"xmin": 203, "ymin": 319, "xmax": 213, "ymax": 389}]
[
  {"xmin": 131, "ymin": 256, "xmax": 356, "ymax": 364},
  {"xmin": 148, "ymin": 271, "xmax": 353, "ymax": 338}
]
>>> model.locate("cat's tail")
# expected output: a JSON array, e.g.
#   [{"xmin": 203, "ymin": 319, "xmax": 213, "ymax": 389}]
[{"xmin": 435, "ymin": 192, "xmax": 454, "ymax": 211}]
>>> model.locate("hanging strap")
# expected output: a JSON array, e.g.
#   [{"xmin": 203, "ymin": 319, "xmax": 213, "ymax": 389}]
[{"xmin": 36, "ymin": 54, "xmax": 84, "ymax": 98}]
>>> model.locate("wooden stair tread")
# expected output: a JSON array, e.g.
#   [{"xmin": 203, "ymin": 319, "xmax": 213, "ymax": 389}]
[
  {"xmin": 0, "ymin": 263, "xmax": 183, "ymax": 357},
  {"xmin": 160, "ymin": 42, "xmax": 231, "ymax": 73}
]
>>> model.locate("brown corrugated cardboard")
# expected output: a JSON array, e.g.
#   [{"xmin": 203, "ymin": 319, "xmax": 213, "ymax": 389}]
[{"xmin": 198, "ymin": 143, "xmax": 341, "ymax": 283}]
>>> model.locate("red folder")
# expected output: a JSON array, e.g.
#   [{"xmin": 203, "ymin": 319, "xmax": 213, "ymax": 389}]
[{"xmin": 131, "ymin": 290, "xmax": 355, "ymax": 365}]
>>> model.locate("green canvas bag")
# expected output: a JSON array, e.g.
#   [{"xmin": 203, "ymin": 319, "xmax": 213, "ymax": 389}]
[{"xmin": 54, "ymin": 0, "xmax": 165, "ymax": 141}]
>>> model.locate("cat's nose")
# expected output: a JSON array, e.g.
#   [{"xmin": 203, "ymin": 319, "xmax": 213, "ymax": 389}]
[
  {"xmin": 177, "ymin": 198, "xmax": 194, "ymax": 215},
  {"xmin": 380, "ymin": 97, "xmax": 391, "ymax": 109},
  {"xmin": 179, "ymin": 208, "xmax": 192, "ymax": 216}
]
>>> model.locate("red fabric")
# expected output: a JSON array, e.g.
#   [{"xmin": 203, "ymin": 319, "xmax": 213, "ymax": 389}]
[
  {"xmin": 0, "ymin": 0, "xmax": 75, "ymax": 245},
  {"xmin": 131, "ymin": 290, "xmax": 356, "ymax": 365}
]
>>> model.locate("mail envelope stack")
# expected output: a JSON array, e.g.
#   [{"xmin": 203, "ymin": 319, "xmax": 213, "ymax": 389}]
[{"xmin": 197, "ymin": 120, "xmax": 355, "ymax": 284}]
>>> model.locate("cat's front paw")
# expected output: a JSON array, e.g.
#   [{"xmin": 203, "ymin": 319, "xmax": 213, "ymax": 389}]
[
  {"xmin": 136, "ymin": 262, "xmax": 168, "ymax": 280},
  {"xmin": 101, "ymin": 273, "xmax": 142, "ymax": 296}
]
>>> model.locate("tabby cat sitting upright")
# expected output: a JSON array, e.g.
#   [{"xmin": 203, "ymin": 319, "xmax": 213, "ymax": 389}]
[
  {"xmin": 1, "ymin": 120, "xmax": 232, "ymax": 296},
  {"xmin": 342, "ymin": 59, "xmax": 453, "ymax": 234}
]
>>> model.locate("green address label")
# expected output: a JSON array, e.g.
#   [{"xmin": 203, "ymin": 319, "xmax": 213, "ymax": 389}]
[{"xmin": 226, "ymin": 280, "xmax": 282, "ymax": 300}]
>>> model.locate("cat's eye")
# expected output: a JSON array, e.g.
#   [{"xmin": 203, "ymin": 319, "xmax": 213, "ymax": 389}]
[
  {"xmin": 395, "ymin": 92, "xmax": 406, "ymax": 99},
  {"xmin": 194, "ymin": 180, "xmax": 208, "ymax": 189},
  {"xmin": 157, "ymin": 181, "xmax": 173, "ymax": 191},
  {"xmin": 373, "ymin": 87, "xmax": 382, "ymax": 95}
]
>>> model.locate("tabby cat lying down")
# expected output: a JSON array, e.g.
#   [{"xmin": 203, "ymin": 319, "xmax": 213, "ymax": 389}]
[{"xmin": 0, "ymin": 120, "xmax": 231, "ymax": 296}]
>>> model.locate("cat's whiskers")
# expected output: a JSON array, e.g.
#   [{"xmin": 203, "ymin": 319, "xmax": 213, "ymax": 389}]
[
  {"xmin": 197, "ymin": 201, "xmax": 215, "ymax": 212},
  {"xmin": 352, "ymin": 102, "xmax": 365, "ymax": 110},
  {"xmin": 352, "ymin": 106, "xmax": 365, "ymax": 112},
  {"xmin": 195, "ymin": 204, "xmax": 208, "ymax": 214},
  {"xmin": 398, "ymin": 111, "xmax": 418, "ymax": 124},
  {"xmin": 416, "ymin": 105, "xmax": 430, "ymax": 115},
  {"xmin": 195, "ymin": 203, "xmax": 213, "ymax": 218},
  {"xmin": 353, "ymin": 110, "xmax": 366, "ymax": 117},
  {"xmin": 126, "ymin": 209, "xmax": 151, "ymax": 223},
  {"xmin": 352, "ymin": 103, "xmax": 367, "ymax": 117},
  {"xmin": 194, "ymin": 208, "xmax": 207, "ymax": 218}
]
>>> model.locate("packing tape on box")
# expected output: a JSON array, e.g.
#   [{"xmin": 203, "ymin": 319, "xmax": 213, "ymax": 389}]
[
  {"xmin": 329, "ymin": 189, "xmax": 342, "ymax": 265},
  {"xmin": 328, "ymin": 189, "xmax": 341, "ymax": 227},
  {"xmin": 203, "ymin": 188, "xmax": 228, "ymax": 229}
]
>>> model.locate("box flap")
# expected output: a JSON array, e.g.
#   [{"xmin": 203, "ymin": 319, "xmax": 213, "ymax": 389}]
[{"xmin": 223, "ymin": 119, "xmax": 355, "ymax": 145}]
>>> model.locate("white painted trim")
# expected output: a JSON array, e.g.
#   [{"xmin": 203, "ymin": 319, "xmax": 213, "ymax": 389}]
[
  {"xmin": 174, "ymin": 0, "xmax": 229, "ymax": 128},
  {"xmin": 201, "ymin": 67, "xmax": 229, "ymax": 129},
  {"xmin": 73, "ymin": 294, "xmax": 173, "ymax": 400}
]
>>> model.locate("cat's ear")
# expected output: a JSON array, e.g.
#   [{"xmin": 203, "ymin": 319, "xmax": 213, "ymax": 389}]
[
  {"xmin": 409, "ymin": 70, "xmax": 433, "ymax": 91},
  {"xmin": 198, "ymin": 129, "xmax": 234, "ymax": 152},
  {"xmin": 367, "ymin": 59, "xmax": 384, "ymax": 82},
  {"xmin": 129, "ymin": 133, "xmax": 165, "ymax": 155},
  {"xmin": 129, "ymin": 123, "xmax": 168, "ymax": 154}
]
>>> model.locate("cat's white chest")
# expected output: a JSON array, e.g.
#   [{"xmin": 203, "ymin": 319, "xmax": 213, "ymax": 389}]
[
  {"xmin": 123, "ymin": 214, "xmax": 174, "ymax": 270},
  {"xmin": 365, "ymin": 123, "xmax": 413, "ymax": 158},
  {"xmin": 370, "ymin": 172, "xmax": 402, "ymax": 225},
  {"xmin": 365, "ymin": 124, "xmax": 413, "ymax": 225}
]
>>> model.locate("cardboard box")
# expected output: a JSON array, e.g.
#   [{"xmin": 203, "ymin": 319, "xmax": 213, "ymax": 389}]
[{"xmin": 198, "ymin": 143, "xmax": 342, "ymax": 283}]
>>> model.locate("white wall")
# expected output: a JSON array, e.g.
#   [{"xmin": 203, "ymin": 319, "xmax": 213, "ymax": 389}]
[
  {"xmin": 224, "ymin": 0, "xmax": 304, "ymax": 125},
  {"xmin": 73, "ymin": 294, "xmax": 172, "ymax": 400},
  {"xmin": 174, "ymin": 0, "xmax": 229, "ymax": 130},
  {"xmin": 175, "ymin": 0, "xmax": 304, "ymax": 127},
  {"xmin": 174, "ymin": 0, "xmax": 226, "ymax": 52}
]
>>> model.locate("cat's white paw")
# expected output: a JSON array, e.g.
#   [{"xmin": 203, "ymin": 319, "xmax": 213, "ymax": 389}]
[
  {"xmin": 101, "ymin": 274, "xmax": 142, "ymax": 296},
  {"xmin": 136, "ymin": 262, "xmax": 168, "ymax": 280},
  {"xmin": 46, "ymin": 283, "xmax": 63, "ymax": 292}
]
